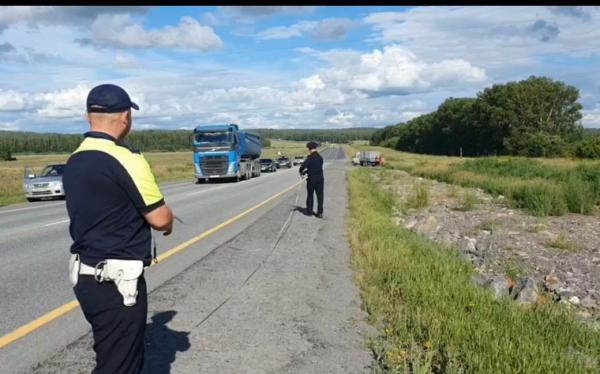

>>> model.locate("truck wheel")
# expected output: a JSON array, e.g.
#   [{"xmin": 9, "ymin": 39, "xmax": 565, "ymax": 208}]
[
  {"xmin": 26, "ymin": 197, "xmax": 37, "ymax": 202},
  {"xmin": 196, "ymin": 178, "xmax": 205, "ymax": 184}
]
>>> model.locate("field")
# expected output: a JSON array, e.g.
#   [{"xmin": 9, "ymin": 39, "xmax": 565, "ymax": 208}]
[
  {"xmin": 347, "ymin": 143, "xmax": 600, "ymax": 217},
  {"xmin": 0, "ymin": 139, "xmax": 309, "ymax": 207},
  {"xmin": 347, "ymin": 167, "xmax": 600, "ymax": 373}
]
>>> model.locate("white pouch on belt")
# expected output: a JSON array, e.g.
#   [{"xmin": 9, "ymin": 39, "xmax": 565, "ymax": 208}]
[
  {"xmin": 69, "ymin": 253, "xmax": 81, "ymax": 286},
  {"xmin": 101, "ymin": 259, "xmax": 144, "ymax": 306}
]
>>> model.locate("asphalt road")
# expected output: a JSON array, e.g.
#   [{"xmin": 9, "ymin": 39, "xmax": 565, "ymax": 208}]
[{"xmin": 0, "ymin": 147, "xmax": 368, "ymax": 373}]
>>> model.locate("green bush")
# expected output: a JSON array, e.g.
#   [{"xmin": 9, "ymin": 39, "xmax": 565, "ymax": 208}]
[
  {"xmin": 382, "ymin": 136, "xmax": 400, "ymax": 149},
  {"xmin": 504, "ymin": 132, "xmax": 569, "ymax": 157},
  {"xmin": 261, "ymin": 138, "xmax": 272, "ymax": 147},
  {"xmin": 574, "ymin": 136, "xmax": 600, "ymax": 159}
]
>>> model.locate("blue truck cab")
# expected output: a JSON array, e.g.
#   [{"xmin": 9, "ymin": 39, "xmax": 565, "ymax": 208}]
[{"xmin": 192, "ymin": 124, "xmax": 262, "ymax": 183}]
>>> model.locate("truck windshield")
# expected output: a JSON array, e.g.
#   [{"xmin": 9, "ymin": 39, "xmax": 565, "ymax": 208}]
[{"xmin": 194, "ymin": 131, "xmax": 231, "ymax": 146}]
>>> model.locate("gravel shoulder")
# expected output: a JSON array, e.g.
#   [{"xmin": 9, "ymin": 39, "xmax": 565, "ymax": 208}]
[{"xmin": 30, "ymin": 156, "xmax": 375, "ymax": 373}]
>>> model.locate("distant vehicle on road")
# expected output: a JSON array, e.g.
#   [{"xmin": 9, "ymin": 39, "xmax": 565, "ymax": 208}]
[
  {"xmin": 293, "ymin": 155, "xmax": 304, "ymax": 165},
  {"xmin": 277, "ymin": 155, "xmax": 292, "ymax": 168},
  {"xmin": 192, "ymin": 123, "xmax": 262, "ymax": 183},
  {"xmin": 353, "ymin": 151, "xmax": 383, "ymax": 166},
  {"xmin": 23, "ymin": 164, "xmax": 66, "ymax": 202},
  {"xmin": 260, "ymin": 158, "xmax": 277, "ymax": 172}
]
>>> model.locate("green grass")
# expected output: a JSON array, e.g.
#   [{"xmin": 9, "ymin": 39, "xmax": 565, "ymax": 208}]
[
  {"xmin": 349, "ymin": 145, "xmax": 600, "ymax": 217},
  {"xmin": 544, "ymin": 233, "xmax": 583, "ymax": 252},
  {"xmin": 458, "ymin": 190, "xmax": 480, "ymax": 211},
  {"xmin": 348, "ymin": 168, "xmax": 600, "ymax": 373},
  {"xmin": 405, "ymin": 181, "xmax": 431, "ymax": 210}
]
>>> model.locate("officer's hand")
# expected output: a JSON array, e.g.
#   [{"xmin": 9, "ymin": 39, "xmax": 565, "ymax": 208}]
[{"xmin": 162, "ymin": 221, "xmax": 173, "ymax": 236}]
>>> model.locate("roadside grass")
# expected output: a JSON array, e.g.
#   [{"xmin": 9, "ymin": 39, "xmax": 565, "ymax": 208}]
[
  {"xmin": 348, "ymin": 168, "xmax": 600, "ymax": 373},
  {"xmin": 457, "ymin": 189, "xmax": 480, "ymax": 211},
  {"xmin": 349, "ymin": 145, "xmax": 600, "ymax": 217},
  {"xmin": 404, "ymin": 181, "xmax": 430, "ymax": 210},
  {"xmin": 0, "ymin": 140, "xmax": 308, "ymax": 207},
  {"xmin": 544, "ymin": 233, "xmax": 583, "ymax": 252}
]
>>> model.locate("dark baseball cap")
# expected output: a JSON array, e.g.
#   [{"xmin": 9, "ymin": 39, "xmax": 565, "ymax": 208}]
[
  {"xmin": 86, "ymin": 84, "xmax": 139, "ymax": 113},
  {"xmin": 306, "ymin": 141, "xmax": 318, "ymax": 150}
]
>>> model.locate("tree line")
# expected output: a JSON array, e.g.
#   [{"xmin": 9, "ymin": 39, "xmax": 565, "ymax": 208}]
[
  {"xmin": 0, "ymin": 128, "xmax": 375, "ymax": 160},
  {"xmin": 371, "ymin": 76, "xmax": 600, "ymax": 158}
]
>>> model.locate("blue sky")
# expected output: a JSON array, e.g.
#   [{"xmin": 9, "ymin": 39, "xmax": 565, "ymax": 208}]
[{"xmin": 1, "ymin": 6, "xmax": 600, "ymax": 133}]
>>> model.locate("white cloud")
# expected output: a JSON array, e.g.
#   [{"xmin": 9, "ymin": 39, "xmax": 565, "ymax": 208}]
[
  {"xmin": 218, "ymin": 6, "xmax": 316, "ymax": 20},
  {"xmin": 0, "ymin": 90, "xmax": 28, "ymax": 111},
  {"xmin": 35, "ymin": 84, "xmax": 90, "ymax": 118},
  {"xmin": 90, "ymin": 15, "xmax": 223, "ymax": 50},
  {"xmin": 310, "ymin": 45, "xmax": 486, "ymax": 96},
  {"xmin": 364, "ymin": 6, "xmax": 600, "ymax": 71},
  {"xmin": 582, "ymin": 106, "xmax": 600, "ymax": 128},
  {"xmin": 257, "ymin": 18, "xmax": 358, "ymax": 41},
  {"xmin": 257, "ymin": 21, "xmax": 316, "ymax": 40},
  {"xmin": 113, "ymin": 54, "xmax": 139, "ymax": 69},
  {"xmin": 0, "ymin": 120, "xmax": 19, "ymax": 131}
]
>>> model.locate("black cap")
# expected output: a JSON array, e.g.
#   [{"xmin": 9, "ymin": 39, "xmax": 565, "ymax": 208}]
[
  {"xmin": 307, "ymin": 141, "xmax": 318, "ymax": 150},
  {"xmin": 86, "ymin": 84, "xmax": 139, "ymax": 113}
]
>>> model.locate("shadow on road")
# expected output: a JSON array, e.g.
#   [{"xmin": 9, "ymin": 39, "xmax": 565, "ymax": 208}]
[
  {"xmin": 143, "ymin": 311, "xmax": 190, "ymax": 374},
  {"xmin": 293, "ymin": 205, "xmax": 314, "ymax": 216}
]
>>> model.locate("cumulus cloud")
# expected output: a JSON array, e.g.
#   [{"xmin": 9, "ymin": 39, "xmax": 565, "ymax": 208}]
[
  {"xmin": 89, "ymin": 15, "xmax": 223, "ymax": 50},
  {"xmin": 35, "ymin": 84, "xmax": 90, "ymax": 118},
  {"xmin": 257, "ymin": 18, "xmax": 358, "ymax": 41},
  {"xmin": 0, "ymin": 89, "xmax": 29, "ymax": 111},
  {"xmin": 306, "ymin": 45, "xmax": 486, "ymax": 96}
]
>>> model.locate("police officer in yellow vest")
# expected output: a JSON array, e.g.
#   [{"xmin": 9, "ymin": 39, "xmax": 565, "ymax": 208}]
[{"xmin": 63, "ymin": 84, "xmax": 174, "ymax": 374}]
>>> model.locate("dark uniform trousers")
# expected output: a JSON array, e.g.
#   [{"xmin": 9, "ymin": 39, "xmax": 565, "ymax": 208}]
[
  {"xmin": 74, "ymin": 275, "xmax": 147, "ymax": 374},
  {"xmin": 306, "ymin": 177, "xmax": 324, "ymax": 215}
]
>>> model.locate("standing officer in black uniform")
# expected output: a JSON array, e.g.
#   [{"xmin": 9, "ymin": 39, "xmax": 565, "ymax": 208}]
[
  {"xmin": 63, "ymin": 84, "xmax": 174, "ymax": 374},
  {"xmin": 299, "ymin": 141, "xmax": 324, "ymax": 218}
]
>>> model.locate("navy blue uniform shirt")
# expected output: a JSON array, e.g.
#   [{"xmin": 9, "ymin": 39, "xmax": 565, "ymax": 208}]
[
  {"xmin": 63, "ymin": 132, "xmax": 165, "ymax": 266},
  {"xmin": 299, "ymin": 152, "xmax": 324, "ymax": 180}
]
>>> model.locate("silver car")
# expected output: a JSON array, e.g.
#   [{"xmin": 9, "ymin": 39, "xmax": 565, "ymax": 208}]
[{"xmin": 23, "ymin": 164, "xmax": 66, "ymax": 202}]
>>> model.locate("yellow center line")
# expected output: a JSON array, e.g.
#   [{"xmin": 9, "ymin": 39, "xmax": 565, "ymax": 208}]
[{"xmin": 0, "ymin": 178, "xmax": 303, "ymax": 350}]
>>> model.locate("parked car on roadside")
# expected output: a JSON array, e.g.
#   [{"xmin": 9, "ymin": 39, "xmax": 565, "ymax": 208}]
[
  {"xmin": 260, "ymin": 158, "xmax": 277, "ymax": 172},
  {"xmin": 277, "ymin": 155, "xmax": 292, "ymax": 168},
  {"xmin": 293, "ymin": 155, "xmax": 305, "ymax": 166},
  {"xmin": 23, "ymin": 164, "xmax": 66, "ymax": 202}
]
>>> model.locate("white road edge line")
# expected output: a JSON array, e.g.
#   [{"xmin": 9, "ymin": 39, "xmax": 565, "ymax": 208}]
[
  {"xmin": 0, "ymin": 202, "xmax": 63, "ymax": 216},
  {"xmin": 42, "ymin": 219, "xmax": 70, "ymax": 227}
]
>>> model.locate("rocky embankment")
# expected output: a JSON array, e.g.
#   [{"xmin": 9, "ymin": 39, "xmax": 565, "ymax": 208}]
[{"xmin": 378, "ymin": 170, "xmax": 600, "ymax": 326}]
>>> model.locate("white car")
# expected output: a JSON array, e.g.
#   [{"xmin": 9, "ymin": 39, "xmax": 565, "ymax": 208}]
[
  {"xmin": 293, "ymin": 156, "xmax": 304, "ymax": 166},
  {"xmin": 23, "ymin": 164, "xmax": 66, "ymax": 202}
]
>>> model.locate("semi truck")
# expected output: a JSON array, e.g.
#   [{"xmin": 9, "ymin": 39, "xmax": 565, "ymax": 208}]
[{"xmin": 192, "ymin": 124, "xmax": 262, "ymax": 183}]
